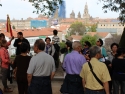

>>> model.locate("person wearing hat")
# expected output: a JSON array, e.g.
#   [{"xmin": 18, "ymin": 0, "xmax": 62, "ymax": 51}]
[{"xmin": 96, "ymin": 38, "xmax": 107, "ymax": 62}]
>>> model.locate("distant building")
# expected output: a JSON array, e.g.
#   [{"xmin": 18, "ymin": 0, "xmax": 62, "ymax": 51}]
[
  {"xmin": 97, "ymin": 22, "xmax": 124, "ymax": 34},
  {"xmin": 83, "ymin": 2, "xmax": 90, "ymax": 21},
  {"xmin": 70, "ymin": 10, "xmax": 75, "ymax": 19},
  {"xmin": 30, "ymin": 20, "xmax": 47, "ymax": 28},
  {"xmin": 59, "ymin": 0, "xmax": 66, "ymax": 19}
]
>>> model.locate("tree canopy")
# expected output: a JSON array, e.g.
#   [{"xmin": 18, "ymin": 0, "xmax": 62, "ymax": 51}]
[
  {"xmin": 101, "ymin": 0, "xmax": 125, "ymax": 23},
  {"xmin": 80, "ymin": 35, "xmax": 98, "ymax": 46},
  {"xmin": 69, "ymin": 21, "xmax": 86, "ymax": 35},
  {"xmin": 29, "ymin": 0, "xmax": 63, "ymax": 16},
  {"xmin": 87, "ymin": 24, "xmax": 97, "ymax": 32}
]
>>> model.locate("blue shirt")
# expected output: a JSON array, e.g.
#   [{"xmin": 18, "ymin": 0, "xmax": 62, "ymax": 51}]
[{"xmin": 63, "ymin": 51, "xmax": 86, "ymax": 74}]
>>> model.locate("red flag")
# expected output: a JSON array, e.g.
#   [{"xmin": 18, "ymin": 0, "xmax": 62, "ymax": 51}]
[{"xmin": 6, "ymin": 15, "xmax": 13, "ymax": 37}]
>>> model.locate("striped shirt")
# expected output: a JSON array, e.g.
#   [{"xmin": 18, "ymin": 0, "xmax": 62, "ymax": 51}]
[{"xmin": 52, "ymin": 36, "xmax": 60, "ymax": 44}]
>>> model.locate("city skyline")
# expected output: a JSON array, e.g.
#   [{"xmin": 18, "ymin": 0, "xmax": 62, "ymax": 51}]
[{"xmin": 0, "ymin": 0, "xmax": 119, "ymax": 20}]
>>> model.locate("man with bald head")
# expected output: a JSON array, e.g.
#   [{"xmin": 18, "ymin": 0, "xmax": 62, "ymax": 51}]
[
  {"xmin": 27, "ymin": 39, "xmax": 55, "ymax": 94},
  {"xmin": 60, "ymin": 41, "xmax": 86, "ymax": 94}
]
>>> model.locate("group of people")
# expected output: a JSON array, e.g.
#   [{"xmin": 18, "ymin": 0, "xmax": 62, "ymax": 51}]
[
  {"xmin": 60, "ymin": 38, "xmax": 125, "ymax": 94},
  {"xmin": 0, "ymin": 30, "xmax": 60, "ymax": 94},
  {"xmin": 0, "ymin": 29, "xmax": 125, "ymax": 94}
]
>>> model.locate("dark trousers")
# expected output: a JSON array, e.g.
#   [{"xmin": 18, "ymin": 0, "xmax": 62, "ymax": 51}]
[
  {"xmin": 85, "ymin": 88, "xmax": 105, "ymax": 94},
  {"xmin": 60, "ymin": 74, "xmax": 84, "ymax": 94},
  {"xmin": 1, "ymin": 67, "xmax": 9, "ymax": 89},
  {"xmin": 109, "ymin": 81, "xmax": 112, "ymax": 94},
  {"xmin": 28, "ymin": 76, "xmax": 52, "ymax": 94},
  {"xmin": 113, "ymin": 80, "xmax": 125, "ymax": 94},
  {"xmin": 17, "ymin": 79, "xmax": 28, "ymax": 94}
]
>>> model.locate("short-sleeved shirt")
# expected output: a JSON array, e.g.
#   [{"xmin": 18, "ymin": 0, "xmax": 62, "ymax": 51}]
[
  {"xmin": 52, "ymin": 36, "xmax": 60, "ymax": 44},
  {"xmin": 27, "ymin": 51, "xmax": 55, "ymax": 76},
  {"xmin": 80, "ymin": 58, "xmax": 111, "ymax": 90},
  {"xmin": 63, "ymin": 51, "xmax": 86, "ymax": 74}
]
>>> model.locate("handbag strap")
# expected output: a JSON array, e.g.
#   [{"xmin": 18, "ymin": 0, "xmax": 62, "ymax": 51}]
[{"xmin": 88, "ymin": 62, "xmax": 103, "ymax": 87}]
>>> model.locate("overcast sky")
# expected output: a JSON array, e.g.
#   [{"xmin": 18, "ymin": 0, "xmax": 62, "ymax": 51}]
[{"xmin": 0, "ymin": 0, "xmax": 119, "ymax": 20}]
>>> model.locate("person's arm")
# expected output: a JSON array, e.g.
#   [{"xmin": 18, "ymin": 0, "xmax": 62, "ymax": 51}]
[
  {"xmin": 7, "ymin": 36, "xmax": 14, "ymax": 46},
  {"xmin": 26, "ymin": 39, "xmax": 30, "ymax": 52},
  {"xmin": 27, "ymin": 57, "xmax": 35, "ymax": 86},
  {"xmin": 27, "ymin": 74, "xmax": 33, "ymax": 86},
  {"xmin": 62, "ymin": 55, "xmax": 68, "ymax": 70},
  {"xmin": 51, "ymin": 57, "xmax": 56, "ymax": 79},
  {"xmin": 51, "ymin": 45, "xmax": 55, "ymax": 56},
  {"xmin": 102, "ymin": 64, "xmax": 111, "ymax": 94},
  {"xmin": 0, "ymin": 49, "xmax": 10, "ymax": 64},
  {"xmin": 13, "ymin": 39, "xmax": 18, "ymax": 47},
  {"xmin": 82, "ymin": 78, "xmax": 86, "ymax": 91},
  {"xmin": 103, "ymin": 82, "xmax": 110, "ymax": 94}
]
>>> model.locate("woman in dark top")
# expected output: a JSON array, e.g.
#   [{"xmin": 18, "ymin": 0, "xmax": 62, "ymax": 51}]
[
  {"xmin": 112, "ymin": 48, "xmax": 125, "ymax": 94},
  {"xmin": 13, "ymin": 42, "xmax": 31, "ymax": 94}
]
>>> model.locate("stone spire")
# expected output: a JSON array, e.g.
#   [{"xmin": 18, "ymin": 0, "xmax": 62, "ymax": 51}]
[
  {"xmin": 70, "ymin": 10, "xmax": 75, "ymax": 19},
  {"xmin": 83, "ymin": 2, "xmax": 90, "ymax": 20},
  {"xmin": 77, "ymin": 12, "xmax": 81, "ymax": 19}
]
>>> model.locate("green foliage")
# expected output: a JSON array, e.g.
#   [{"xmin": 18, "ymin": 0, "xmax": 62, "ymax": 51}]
[
  {"xmin": 69, "ymin": 21, "xmax": 86, "ymax": 35},
  {"xmin": 101, "ymin": 0, "xmax": 125, "ymax": 24},
  {"xmin": 87, "ymin": 24, "xmax": 97, "ymax": 32},
  {"xmin": 59, "ymin": 42, "xmax": 66, "ymax": 49},
  {"xmin": 119, "ymin": 28, "xmax": 125, "ymax": 48},
  {"xmin": 30, "ymin": 0, "xmax": 63, "ymax": 16},
  {"xmin": 80, "ymin": 35, "xmax": 98, "ymax": 46}
]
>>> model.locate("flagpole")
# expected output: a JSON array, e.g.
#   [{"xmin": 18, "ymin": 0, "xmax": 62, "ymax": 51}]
[{"xmin": 7, "ymin": 14, "xmax": 13, "ymax": 37}]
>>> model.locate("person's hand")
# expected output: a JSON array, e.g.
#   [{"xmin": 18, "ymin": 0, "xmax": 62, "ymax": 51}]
[
  {"xmin": 108, "ymin": 64, "xmax": 112, "ymax": 67},
  {"xmin": 18, "ymin": 42, "xmax": 22, "ymax": 45},
  {"xmin": 11, "ymin": 36, "xmax": 14, "ymax": 40}
]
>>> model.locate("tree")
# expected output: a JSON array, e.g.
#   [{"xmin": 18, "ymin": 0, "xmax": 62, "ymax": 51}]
[
  {"xmin": 87, "ymin": 24, "xmax": 97, "ymax": 32},
  {"xmin": 101, "ymin": 0, "xmax": 125, "ymax": 23},
  {"xmin": 69, "ymin": 21, "xmax": 86, "ymax": 35},
  {"xmin": 0, "ymin": 0, "xmax": 63, "ymax": 16},
  {"xmin": 30, "ymin": 0, "xmax": 63, "ymax": 16},
  {"xmin": 119, "ymin": 28, "xmax": 125, "ymax": 48},
  {"xmin": 80, "ymin": 35, "xmax": 98, "ymax": 46}
]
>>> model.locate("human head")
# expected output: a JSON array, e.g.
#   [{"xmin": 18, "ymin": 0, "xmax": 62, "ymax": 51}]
[
  {"xmin": 96, "ymin": 38, "xmax": 103, "ymax": 47},
  {"xmin": 84, "ymin": 41, "xmax": 91, "ymax": 49},
  {"xmin": 72, "ymin": 41, "xmax": 82, "ymax": 53},
  {"xmin": 115, "ymin": 48, "xmax": 125, "ymax": 58},
  {"xmin": 34, "ymin": 39, "xmax": 45, "ymax": 53},
  {"xmin": 45, "ymin": 37, "xmax": 51, "ymax": 44},
  {"xmin": 20, "ymin": 42, "xmax": 29, "ymax": 53},
  {"xmin": 53, "ymin": 30, "xmax": 58, "ymax": 35},
  {"xmin": 17, "ymin": 32, "xmax": 23, "ymax": 39},
  {"xmin": 65, "ymin": 41, "xmax": 72, "ymax": 51},
  {"xmin": 110, "ymin": 43, "xmax": 119, "ymax": 53},
  {"xmin": 0, "ymin": 39, "xmax": 8, "ymax": 49},
  {"xmin": 0, "ymin": 33, "xmax": 5, "ymax": 40},
  {"xmin": 89, "ymin": 46, "xmax": 101, "ymax": 59}
]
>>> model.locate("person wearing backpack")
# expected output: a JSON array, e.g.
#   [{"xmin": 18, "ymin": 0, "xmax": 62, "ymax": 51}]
[{"xmin": 44, "ymin": 37, "xmax": 55, "ymax": 57}]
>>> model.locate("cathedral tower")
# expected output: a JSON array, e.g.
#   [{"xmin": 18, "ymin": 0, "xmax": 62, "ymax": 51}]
[{"xmin": 83, "ymin": 2, "xmax": 90, "ymax": 21}]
